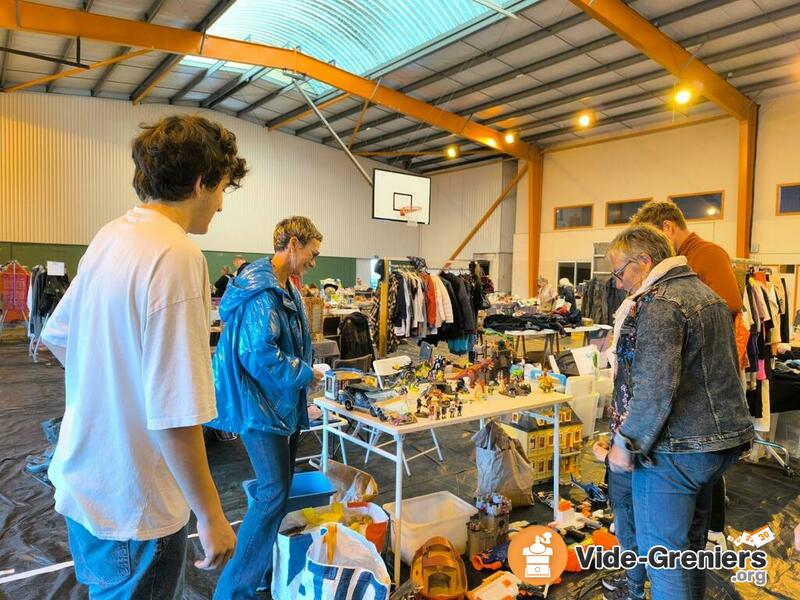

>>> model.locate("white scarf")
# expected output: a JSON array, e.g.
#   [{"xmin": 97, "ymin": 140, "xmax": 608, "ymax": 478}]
[{"xmin": 608, "ymin": 256, "xmax": 688, "ymax": 376}]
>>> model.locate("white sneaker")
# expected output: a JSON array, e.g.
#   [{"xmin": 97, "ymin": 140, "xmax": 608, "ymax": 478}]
[{"xmin": 706, "ymin": 530, "xmax": 727, "ymax": 552}]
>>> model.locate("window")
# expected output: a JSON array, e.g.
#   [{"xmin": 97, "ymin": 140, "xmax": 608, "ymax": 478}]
[
  {"xmin": 538, "ymin": 460, "xmax": 545, "ymax": 472},
  {"xmin": 554, "ymin": 205, "xmax": 593, "ymax": 229},
  {"xmin": 669, "ymin": 192, "xmax": 724, "ymax": 220},
  {"xmin": 557, "ymin": 261, "xmax": 592, "ymax": 286},
  {"xmin": 777, "ymin": 184, "xmax": 800, "ymax": 215},
  {"xmin": 606, "ymin": 198, "xmax": 650, "ymax": 226}
]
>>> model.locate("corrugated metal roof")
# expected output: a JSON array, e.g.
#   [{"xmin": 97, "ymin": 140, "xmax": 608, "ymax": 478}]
[{"xmin": 2, "ymin": 0, "xmax": 799, "ymax": 173}]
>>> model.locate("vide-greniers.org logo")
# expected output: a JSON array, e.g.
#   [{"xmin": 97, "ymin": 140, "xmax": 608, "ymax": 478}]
[{"xmin": 574, "ymin": 545, "xmax": 769, "ymax": 587}]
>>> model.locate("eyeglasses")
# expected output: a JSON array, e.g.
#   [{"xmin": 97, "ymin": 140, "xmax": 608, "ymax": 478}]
[{"xmin": 612, "ymin": 260, "xmax": 635, "ymax": 281}]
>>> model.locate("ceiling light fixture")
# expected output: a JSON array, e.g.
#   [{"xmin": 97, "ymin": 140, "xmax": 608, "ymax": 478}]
[
  {"xmin": 445, "ymin": 145, "xmax": 459, "ymax": 159},
  {"xmin": 504, "ymin": 131, "xmax": 517, "ymax": 144},
  {"xmin": 675, "ymin": 88, "xmax": 692, "ymax": 105},
  {"xmin": 577, "ymin": 112, "xmax": 593, "ymax": 128}
]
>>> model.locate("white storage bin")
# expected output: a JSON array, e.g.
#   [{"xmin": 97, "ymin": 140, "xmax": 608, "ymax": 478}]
[{"xmin": 383, "ymin": 491, "xmax": 478, "ymax": 565}]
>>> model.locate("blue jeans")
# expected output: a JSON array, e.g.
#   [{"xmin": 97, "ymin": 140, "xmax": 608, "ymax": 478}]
[
  {"xmin": 214, "ymin": 430, "xmax": 299, "ymax": 600},
  {"xmin": 632, "ymin": 451, "xmax": 739, "ymax": 600},
  {"xmin": 65, "ymin": 517, "xmax": 187, "ymax": 599},
  {"xmin": 608, "ymin": 469, "xmax": 646, "ymax": 599}
]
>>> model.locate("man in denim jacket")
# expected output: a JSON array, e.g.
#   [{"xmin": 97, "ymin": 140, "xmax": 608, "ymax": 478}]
[{"xmin": 606, "ymin": 224, "xmax": 752, "ymax": 600}]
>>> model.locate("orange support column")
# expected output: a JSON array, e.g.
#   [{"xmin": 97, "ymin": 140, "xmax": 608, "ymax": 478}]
[
  {"xmin": 528, "ymin": 154, "xmax": 543, "ymax": 297},
  {"xmin": 736, "ymin": 110, "xmax": 758, "ymax": 258}
]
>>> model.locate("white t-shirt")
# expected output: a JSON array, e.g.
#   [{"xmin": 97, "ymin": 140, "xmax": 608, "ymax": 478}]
[{"xmin": 42, "ymin": 206, "xmax": 216, "ymax": 541}]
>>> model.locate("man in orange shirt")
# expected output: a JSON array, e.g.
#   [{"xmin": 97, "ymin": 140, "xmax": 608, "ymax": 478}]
[
  {"xmin": 632, "ymin": 200, "xmax": 741, "ymax": 315},
  {"xmin": 632, "ymin": 199, "xmax": 741, "ymax": 551}
]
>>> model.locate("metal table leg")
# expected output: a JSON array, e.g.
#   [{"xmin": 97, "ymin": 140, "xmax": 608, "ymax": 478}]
[
  {"xmin": 393, "ymin": 433, "xmax": 405, "ymax": 586},
  {"xmin": 321, "ymin": 407, "xmax": 329, "ymax": 473},
  {"xmin": 552, "ymin": 402, "xmax": 560, "ymax": 521}
]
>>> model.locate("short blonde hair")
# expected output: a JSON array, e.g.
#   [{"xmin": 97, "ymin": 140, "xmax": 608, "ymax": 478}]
[
  {"xmin": 608, "ymin": 224, "xmax": 675, "ymax": 266},
  {"xmin": 631, "ymin": 200, "xmax": 687, "ymax": 230},
  {"xmin": 273, "ymin": 216, "xmax": 323, "ymax": 252}
]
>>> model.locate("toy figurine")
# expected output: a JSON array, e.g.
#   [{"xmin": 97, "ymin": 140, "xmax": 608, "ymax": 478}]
[
  {"xmin": 538, "ymin": 370, "xmax": 555, "ymax": 393},
  {"xmin": 457, "ymin": 399, "xmax": 463, "ymax": 416},
  {"xmin": 426, "ymin": 397, "xmax": 434, "ymax": 418},
  {"xmin": 449, "ymin": 399, "xmax": 456, "ymax": 419}
]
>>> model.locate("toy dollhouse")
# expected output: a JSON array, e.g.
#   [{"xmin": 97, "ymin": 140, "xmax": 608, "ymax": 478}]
[{"xmin": 500, "ymin": 406, "xmax": 583, "ymax": 484}]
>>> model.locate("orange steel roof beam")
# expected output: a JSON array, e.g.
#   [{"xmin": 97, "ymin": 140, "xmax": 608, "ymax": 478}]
[
  {"xmin": 0, "ymin": 0, "xmax": 537, "ymax": 160},
  {"xmin": 1, "ymin": 48, "xmax": 151, "ymax": 93},
  {"xmin": 567, "ymin": 0, "xmax": 757, "ymax": 122}
]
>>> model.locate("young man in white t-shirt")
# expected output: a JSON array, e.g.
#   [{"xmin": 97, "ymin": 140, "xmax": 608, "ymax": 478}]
[{"xmin": 42, "ymin": 115, "xmax": 248, "ymax": 599}]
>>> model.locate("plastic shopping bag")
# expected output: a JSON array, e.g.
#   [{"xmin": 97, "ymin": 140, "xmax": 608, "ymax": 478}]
[
  {"xmin": 272, "ymin": 502, "xmax": 389, "ymax": 599},
  {"xmin": 297, "ymin": 524, "xmax": 391, "ymax": 600},
  {"xmin": 472, "ymin": 421, "xmax": 535, "ymax": 506}
]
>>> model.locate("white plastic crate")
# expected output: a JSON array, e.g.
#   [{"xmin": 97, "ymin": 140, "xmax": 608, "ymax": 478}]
[{"xmin": 383, "ymin": 491, "xmax": 478, "ymax": 565}]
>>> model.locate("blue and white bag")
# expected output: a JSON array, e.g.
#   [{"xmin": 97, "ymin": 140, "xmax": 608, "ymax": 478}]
[{"xmin": 297, "ymin": 524, "xmax": 390, "ymax": 600}]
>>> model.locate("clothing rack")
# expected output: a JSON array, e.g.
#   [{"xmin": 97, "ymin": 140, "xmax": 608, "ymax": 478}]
[
  {"xmin": 733, "ymin": 257, "xmax": 796, "ymax": 476},
  {"xmin": 376, "ymin": 257, "xmax": 473, "ymax": 357}
]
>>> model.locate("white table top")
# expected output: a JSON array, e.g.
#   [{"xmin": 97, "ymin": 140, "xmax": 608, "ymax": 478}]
[
  {"xmin": 503, "ymin": 329, "xmax": 557, "ymax": 337},
  {"xmin": 314, "ymin": 388, "xmax": 572, "ymax": 436},
  {"xmin": 501, "ymin": 324, "xmax": 611, "ymax": 337}
]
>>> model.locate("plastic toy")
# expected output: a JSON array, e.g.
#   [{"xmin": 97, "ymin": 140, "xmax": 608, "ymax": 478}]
[
  {"xmin": 336, "ymin": 383, "xmax": 399, "ymax": 421},
  {"xmin": 466, "ymin": 571, "xmax": 521, "ymax": 600},
  {"xmin": 411, "ymin": 537, "xmax": 467, "ymax": 600},
  {"xmin": 323, "ymin": 368, "xmax": 364, "ymax": 400},
  {"xmin": 537, "ymin": 371, "xmax": 555, "ymax": 393},
  {"xmin": 471, "ymin": 540, "xmax": 509, "ymax": 571},
  {"xmin": 570, "ymin": 474, "xmax": 609, "ymax": 505}
]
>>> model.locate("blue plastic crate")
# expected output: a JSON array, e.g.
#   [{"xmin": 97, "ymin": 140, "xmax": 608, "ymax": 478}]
[{"xmin": 243, "ymin": 471, "xmax": 336, "ymax": 513}]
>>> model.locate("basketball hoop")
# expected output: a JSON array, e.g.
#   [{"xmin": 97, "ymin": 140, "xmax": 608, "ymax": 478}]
[{"xmin": 400, "ymin": 205, "xmax": 422, "ymax": 227}]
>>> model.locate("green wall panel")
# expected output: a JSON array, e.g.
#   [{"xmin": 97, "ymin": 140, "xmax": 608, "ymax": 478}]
[
  {"xmin": 3, "ymin": 242, "xmax": 357, "ymax": 287},
  {"xmin": 0, "ymin": 242, "xmax": 11, "ymax": 265},
  {"xmin": 4, "ymin": 242, "xmax": 87, "ymax": 276}
]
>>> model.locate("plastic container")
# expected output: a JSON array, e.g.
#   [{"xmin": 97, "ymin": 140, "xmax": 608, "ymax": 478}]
[
  {"xmin": 383, "ymin": 491, "xmax": 478, "ymax": 565},
  {"xmin": 243, "ymin": 471, "xmax": 336, "ymax": 513}
]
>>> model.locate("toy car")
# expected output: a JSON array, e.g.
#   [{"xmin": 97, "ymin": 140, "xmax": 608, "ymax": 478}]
[{"xmin": 336, "ymin": 383, "xmax": 398, "ymax": 421}]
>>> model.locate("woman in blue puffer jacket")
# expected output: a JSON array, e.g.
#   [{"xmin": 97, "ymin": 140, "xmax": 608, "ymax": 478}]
[{"xmin": 210, "ymin": 216, "xmax": 323, "ymax": 600}]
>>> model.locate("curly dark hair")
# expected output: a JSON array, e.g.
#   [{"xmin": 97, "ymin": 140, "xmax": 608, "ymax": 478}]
[{"xmin": 132, "ymin": 115, "xmax": 248, "ymax": 202}]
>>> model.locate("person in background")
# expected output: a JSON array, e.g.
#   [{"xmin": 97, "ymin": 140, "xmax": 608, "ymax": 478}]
[
  {"xmin": 41, "ymin": 115, "xmax": 247, "ymax": 598},
  {"xmin": 213, "ymin": 265, "xmax": 233, "ymax": 298},
  {"xmin": 537, "ymin": 276, "xmax": 557, "ymax": 312},
  {"xmin": 233, "ymin": 254, "xmax": 249, "ymax": 276},
  {"xmin": 210, "ymin": 216, "xmax": 324, "ymax": 600},
  {"xmin": 606, "ymin": 224, "xmax": 752, "ymax": 600},
  {"xmin": 632, "ymin": 199, "xmax": 741, "ymax": 550},
  {"xmin": 631, "ymin": 200, "xmax": 741, "ymax": 315}
]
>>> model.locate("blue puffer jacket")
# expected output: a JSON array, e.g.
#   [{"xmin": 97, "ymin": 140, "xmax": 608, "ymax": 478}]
[{"xmin": 209, "ymin": 258, "xmax": 313, "ymax": 436}]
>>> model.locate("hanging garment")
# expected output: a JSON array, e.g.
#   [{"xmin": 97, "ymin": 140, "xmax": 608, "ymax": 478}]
[{"xmin": 339, "ymin": 312, "xmax": 374, "ymax": 360}]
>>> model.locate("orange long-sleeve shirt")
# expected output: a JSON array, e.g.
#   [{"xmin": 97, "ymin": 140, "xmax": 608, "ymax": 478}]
[{"xmin": 678, "ymin": 232, "xmax": 743, "ymax": 315}]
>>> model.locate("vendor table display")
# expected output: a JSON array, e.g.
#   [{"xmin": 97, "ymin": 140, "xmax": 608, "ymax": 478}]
[{"xmin": 315, "ymin": 385, "xmax": 572, "ymax": 585}]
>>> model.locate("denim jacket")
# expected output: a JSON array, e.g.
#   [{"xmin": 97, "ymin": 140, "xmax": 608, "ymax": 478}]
[
  {"xmin": 209, "ymin": 258, "xmax": 313, "ymax": 436},
  {"xmin": 613, "ymin": 265, "xmax": 753, "ymax": 457}
]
